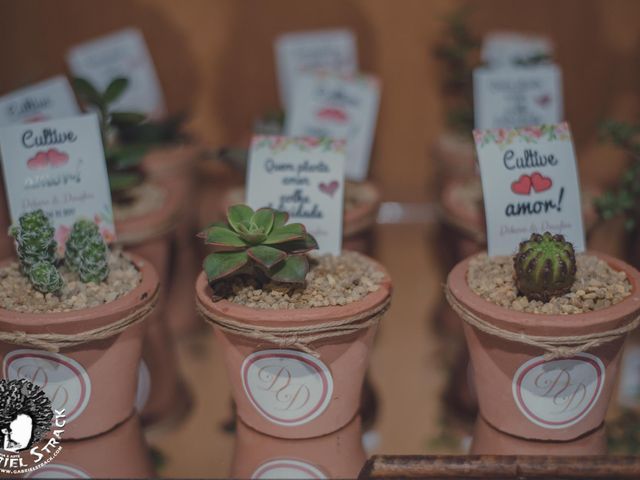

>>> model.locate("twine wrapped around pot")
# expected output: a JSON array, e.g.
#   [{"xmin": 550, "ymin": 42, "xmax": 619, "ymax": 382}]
[
  {"xmin": 445, "ymin": 285, "xmax": 640, "ymax": 360},
  {"xmin": 0, "ymin": 287, "xmax": 159, "ymax": 353},
  {"xmin": 197, "ymin": 296, "xmax": 391, "ymax": 357}
]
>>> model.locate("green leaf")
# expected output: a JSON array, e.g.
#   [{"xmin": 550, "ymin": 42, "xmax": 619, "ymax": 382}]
[
  {"xmin": 247, "ymin": 245, "xmax": 286, "ymax": 269},
  {"xmin": 73, "ymin": 77, "xmax": 104, "ymax": 108},
  {"xmin": 251, "ymin": 208, "xmax": 275, "ymax": 234},
  {"xmin": 203, "ymin": 251, "xmax": 249, "ymax": 282},
  {"xmin": 238, "ymin": 231, "xmax": 267, "ymax": 245},
  {"xmin": 103, "ymin": 77, "xmax": 129, "ymax": 104},
  {"xmin": 107, "ymin": 144, "xmax": 148, "ymax": 169},
  {"xmin": 278, "ymin": 233, "xmax": 319, "ymax": 254},
  {"xmin": 205, "ymin": 226, "xmax": 247, "ymax": 249},
  {"xmin": 110, "ymin": 111, "xmax": 147, "ymax": 127},
  {"xmin": 273, "ymin": 210, "xmax": 289, "ymax": 228},
  {"xmin": 227, "ymin": 204, "xmax": 254, "ymax": 233},
  {"xmin": 264, "ymin": 223, "xmax": 306, "ymax": 245},
  {"xmin": 267, "ymin": 255, "xmax": 309, "ymax": 284},
  {"xmin": 109, "ymin": 172, "xmax": 144, "ymax": 192}
]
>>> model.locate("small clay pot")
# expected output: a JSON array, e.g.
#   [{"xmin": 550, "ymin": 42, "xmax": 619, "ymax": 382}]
[
  {"xmin": 470, "ymin": 415, "xmax": 607, "ymax": 455},
  {"xmin": 0, "ymin": 253, "xmax": 158, "ymax": 440},
  {"xmin": 114, "ymin": 178, "xmax": 187, "ymax": 427},
  {"xmin": 219, "ymin": 180, "xmax": 382, "ymax": 255},
  {"xmin": 232, "ymin": 415, "xmax": 366, "ymax": 479},
  {"xmin": 195, "ymin": 254, "xmax": 392, "ymax": 439},
  {"xmin": 447, "ymin": 251, "xmax": 640, "ymax": 441},
  {"xmin": 24, "ymin": 414, "xmax": 154, "ymax": 478}
]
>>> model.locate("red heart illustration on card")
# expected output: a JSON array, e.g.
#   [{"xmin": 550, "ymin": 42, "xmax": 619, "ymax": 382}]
[
  {"xmin": 536, "ymin": 94, "xmax": 551, "ymax": 108},
  {"xmin": 531, "ymin": 171, "xmax": 553, "ymax": 193},
  {"xmin": 47, "ymin": 148, "xmax": 69, "ymax": 167},
  {"xmin": 316, "ymin": 107, "xmax": 348, "ymax": 123},
  {"xmin": 319, "ymin": 180, "xmax": 339, "ymax": 197},
  {"xmin": 27, "ymin": 151, "xmax": 49, "ymax": 169},
  {"xmin": 511, "ymin": 174, "xmax": 532, "ymax": 195}
]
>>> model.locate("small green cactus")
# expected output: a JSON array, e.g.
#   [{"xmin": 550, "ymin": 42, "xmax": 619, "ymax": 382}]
[
  {"xmin": 65, "ymin": 219, "xmax": 109, "ymax": 283},
  {"xmin": 514, "ymin": 232, "xmax": 577, "ymax": 302},
  {"xmin": 200, "ymin": 204, "xmax": 318, "ymax": 285},
  {"xmin": 9, "ymin": 209, "xmax": 57, "ymax": 274},
  {"xmin": 28, "ymin": 261, "xmax": 64, "ymax": 294}
]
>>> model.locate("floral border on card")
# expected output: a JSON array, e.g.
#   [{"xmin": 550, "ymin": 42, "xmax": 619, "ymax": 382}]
[
  {"xmin": 473, "ymin": 122, "xmax": 570, "ymax": 150},
  {"xmin": 251, "ymin": 135, "xmax": 347, "ymax": 154}
]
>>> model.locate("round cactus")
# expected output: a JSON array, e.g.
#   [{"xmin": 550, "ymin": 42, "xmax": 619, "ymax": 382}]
[
  {"xmin": 65, "ymin": 219, "xmax": 109, "ymax": 283},
  {"xmin": 514, "ymin": 232, "xmax": 577, "ymax": 302},
  {"xmin": 9, "ymin": 210, "xmax": 57, "ymax": 274},
  {"xmin": 28, "ymin": 261, "xmax": 64, "ymax": 294}
]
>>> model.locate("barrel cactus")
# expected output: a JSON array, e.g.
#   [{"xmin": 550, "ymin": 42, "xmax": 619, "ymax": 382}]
[
  {"xmin": 201, "ymin": 204, "xmax": 318, "ymax": 284},
  {"xmin": 514, "ymin": 232, "xmax": 577, "ymax": 302},
  {"xmin": 9, "ymin": 209, "xmax": 57, "ymax": 274},
  {"xmin": 28, "ymin": 260, "xmax": 64, "ymax": 294},
  {"xmin": 65, "ymin": 219, "xmax": 109, "ymax": 283}
]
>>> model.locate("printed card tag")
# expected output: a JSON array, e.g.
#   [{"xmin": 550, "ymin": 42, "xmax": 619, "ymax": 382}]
[
  {"xmin": 285, "ymin": 72, "xmax": 380, "ymax": 181},
  {"xmin": 482, "ymin": 32, "xmax": 553, "ymax": 67},
  {"xmin": 67, "ymin": 28, "xmax": 165, "ymax": 118},
  {"xmin": 0, "ymin": 76, "xmax": 80, "ymax": 127},
  {"xmin": 275, "ymin": 29, "xmax": 357, "ymax": 107},
  {"xmin": 474, "ymin": 122, "xmax": 585, "ymax": 256},
  {"xmin": 473, "ymin": 64, "xmax": 563, "ymax": 130},
  {"xmin": 246, "ymin": 135, "xmax": 345, "ymax": 255},
  {"xmin": 0, "ymin": 113, "xmax": 116, "ymax": 250}
]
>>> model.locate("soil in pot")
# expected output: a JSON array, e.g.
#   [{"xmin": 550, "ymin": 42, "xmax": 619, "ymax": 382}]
[
  {"xmin": 0, "ymin": 252, "xmax": 158, "ymax": 439},
  {"xmin": 196, "ymin": 251, "xmax": 392, "ymax": 439},
  {"xmin": 447, "ymin": 251, "xmax": 640, "ymax": 441}
]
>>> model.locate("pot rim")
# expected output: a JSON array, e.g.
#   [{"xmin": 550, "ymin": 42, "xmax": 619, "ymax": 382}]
[
  {"xmin": 196, "ymin": 252, "xmax": 392, "ymax": 326},
  {"xmin": 447, "ymin": 250, "xmax": 640, "ymax": 331},
  {"xmin": 0, "ymin": 251, "xmax": 159, "ymax": 328}
]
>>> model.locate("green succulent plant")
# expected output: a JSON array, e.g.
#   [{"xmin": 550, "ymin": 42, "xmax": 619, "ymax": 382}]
[
  {"xmin": 9, "ymin": 209, "xmax": 57, "ymax": 274},
  {"xmin": 513, "ymin": 232, "xmax": 576, "ymax": 302},
  {"xmin": 65, "ymin": 219, "xmax": 109, "ymax": 283},
  {"xmin": 28, "ymin": 260, "xmax": 64, "ymax": 294},
  {"xmin": 201, "ymin": 204, "xmax": 318, "ymax": 285}
]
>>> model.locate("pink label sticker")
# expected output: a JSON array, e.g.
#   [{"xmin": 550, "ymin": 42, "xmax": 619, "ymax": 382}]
[
  {"xmin": 241, "ymin": 349, "xmax": 333, "ymax": 427},
  {"xmin": 3, "ymin": 349, "xmax": 92, "ymax": 424},
  {"xmin": 512, "ymin": 353, "xmax": 605, "ymax": 429},
  {"xmin": 252, "ymin": 459, "xmax": 326, "ymax": 479}
]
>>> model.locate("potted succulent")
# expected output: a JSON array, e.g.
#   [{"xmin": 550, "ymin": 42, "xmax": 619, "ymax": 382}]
[
  {"xmin": 73, "ymin": 76, "xmax": 187, "ymax": 426},
  {"xmin": 0, "ymin": 210, "xmax": 159, "ymax": 439},
  {"xmin": 195, "ymin": 205, "xmax": 392, "ymax": 439},
  {"xmin": 447, "ymin": 232, "xmax": 640, "ymax": 440}
]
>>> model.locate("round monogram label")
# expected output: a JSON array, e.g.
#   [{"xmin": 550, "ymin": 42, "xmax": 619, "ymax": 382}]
[
  {"xmin": 25, "ymin": 463, "xmax": 90, "ymax": 479},
  {"xmin": 241, "ymin": 349, "xmax": 333, "ymax": 427},
  {"xmin": 134, "ymin": 360, "xmax": 151, "ymax": 412},
  {"xmin": 512, "ymin": 353, "xmax": 605, "ymax": 429},
  {"xmin": 3, "ymin": 350, "xmax": 91, "ymax": 424},
  {"xmin": 251, "ymin": 459, "xmax": 326, "ymax": 479}
]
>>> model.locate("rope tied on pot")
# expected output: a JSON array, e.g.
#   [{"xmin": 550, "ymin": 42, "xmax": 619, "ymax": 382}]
[
  {"xmin": 445, "ymin": 285, "xmax": 640, "ymax": 360},
  {"xmin": 197, "ymin": 295, "xmax": 391, "ymax": 357},
  {"xmin": 0, "ymin": 286, "xmax": 159, "ymax": 353}
]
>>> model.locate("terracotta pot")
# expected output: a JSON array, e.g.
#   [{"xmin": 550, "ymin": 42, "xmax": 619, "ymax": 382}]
[
  {"xmin": 195, "ymin": 254, "xmax": 392, "ymax": 439},
  {"xmin": 447, "ymin": 251, "xmax": 640, "ymax": 441},
  {"xmin": 196, "ymin": 157, "xmax": 244, "ymax": 229},
  {"xmin": 24, "ymin": 414, "xmax": 155, "ymax": 479},
  {"xmin": 0, "ymin": 253, "xmax": 158, "ymax": 440},
  {"xmin": 114, "ymin": 178, "xmax": 187, "ymax": 427},
  {"xmin": 220, "ymin": 181, "xmax": 382, "ymax": 255},
  {"xmin": 470, "ymin": 415, "xmax": 607, "ymax": 455},
  {"xmin": 232, "ymin": 415, "xmax": 366, "ymax": 479}
]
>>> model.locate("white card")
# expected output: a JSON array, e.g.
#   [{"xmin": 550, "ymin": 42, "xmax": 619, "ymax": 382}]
[
  {"xmin": 0, "ymin": 113, "xmax": 116, "ymax": 251},
  {"xmin": 473, "ymin": 64, "xmax": 563, "ymax": 130},
  {"xmin": 0, "ymin": 76, "xmax": 79, "ymax": 127},
  {"xmin": 474, "ymin": 123, "xmax": 585, "ymax": 256},
  {"xmin": 482, "ymin": 32, "xmax": 553, "ymax": 67},
  {"xmin": 275, "ymin": 29, "xmax": 357, "ymax": 108},
  {"xmin": 246, "ymin": 135, "xmax": 346, "ymax": 255},
  {"xmin": 67, "ymin": 28, "xmax": 165, "ymax": 118},
  {"xmin": 285, "ymin": 72, "xmax": 380, "ymax": 182}
]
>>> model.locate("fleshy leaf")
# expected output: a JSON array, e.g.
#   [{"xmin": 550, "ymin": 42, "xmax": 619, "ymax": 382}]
[
  {"xmin": 264, "ymin": 223, "xmax": 307, "ymax": 245},
  {"xmin": 239, "ymin": 231, "xmax": 267, "ymax": 245},
  {"xmin": 267, "ymin": 255, "xmax": 309, "ymax": 284},
  {"xmin": 205, "ymin": 226, "xmax": 247, "ymax": 248},
  {"xmin": 227, "ymin": 205, "xmax": 254, "ymax": 233},
  {"xmin": 73, "ymin": 77, "xmax": 103, "ymax": 108},
  {"xmin": 248, "ymin": 245, "xmax": 286, "ymax": 269},
  {"xmin": 273, "ymin": 210, "xmax": 289, "ymax": 228},
  {"xmin": 278, "ymin": 233, "xmax": 319, "ymax": 254},
  {"xmin": 110, "ymin": 111, "xmax": 147, "ymax": 126},
  {"xmin": 103, "ymin": 77, "xmax": 129, "ymax": 104},
  {"xmin": 203, "ymin": 251, "xmax": 248, "ymax": 282},
  {"xmin": 251, "ymin": 208, "xmax": 275, "ymax": 234}
]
